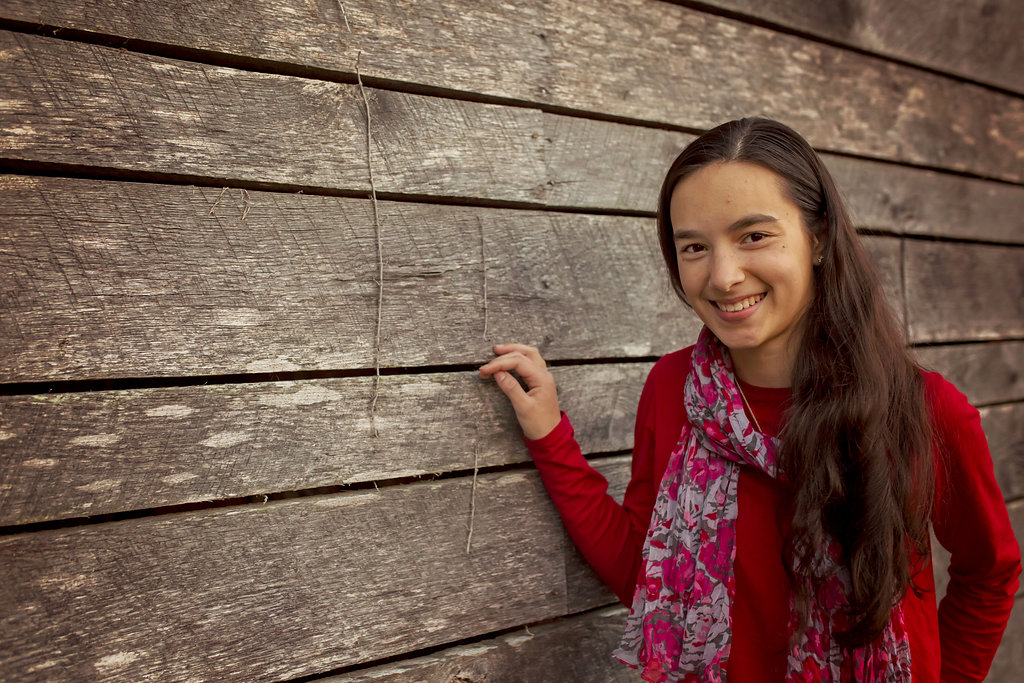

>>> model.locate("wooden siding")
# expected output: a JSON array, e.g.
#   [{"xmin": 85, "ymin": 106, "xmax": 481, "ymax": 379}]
[
  {"xmin": 0, "ymin": 460, "xmax": 628, "ymax": 681},
  {"xmin": 692, "ymin": 0, "xmax": 1024, "ymax": 94},
  {"xmin": 2, "ymin": 2, "xmax": 1023, "ymax": 180},
  {"xmin": 0, "ymin": 0, "xmax": 1021, "ymax": 680}
]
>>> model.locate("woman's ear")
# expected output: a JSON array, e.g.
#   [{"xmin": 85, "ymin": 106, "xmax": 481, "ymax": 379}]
[{"xmin": 810, "ymin": 234, "xmax": 824, "ymax": 266}]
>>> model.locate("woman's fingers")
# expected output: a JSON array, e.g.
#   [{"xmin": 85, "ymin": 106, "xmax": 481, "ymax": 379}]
[
  {"xmin": 490, "ymin": 368, "xmax": 529, "ymax": 405},
  {"xmin": 490, "ymin": 343, "xmax": 546, "ymax": 369},
  {"xmin": 478, "ymin": 352, "xmax": 547, "ymax": 389},
  {"xmin": 479, "ymin": 343, "xmax": 561, "ymax": 440}
]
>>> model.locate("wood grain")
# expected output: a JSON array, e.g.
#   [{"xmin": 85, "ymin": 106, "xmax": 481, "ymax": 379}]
[
  {"xmin": 694, "ymin": 0, "xmax": 1024, "ymax": 94},
  {"xmin": 863, "ymin": 235, "xmax": 902, "ymax": 324},
  {"xmin": 0, "ymin": 31, "xmax": 547, "ymax": 204},
  {"xmin": 916, "ymin": 342, "xmax": 1024, "ymax": 406},
  {"xmin": 904, "ymin": 241, "xmax": 1024, "ymax": 343},
  {"xmin": 987, "ymin": 590, "xmax": 1024, "ymax": 682},
  {"xmin": 0, "ymin": 180, "xmax": 906, "ymax": 385},
  {"xmin": 551, "ymin": 121, "xmax": 1024, "ymax": 243},
  {"xmin": 3, "ymin": 29, "xmax": 1021, "ymax": 240},
  {"xmin": 0, "ymin": 365, "xmax": 647, "ymax": 525},
  {"xmin": 0, "ymin": 462, "xmax": 628, "ymax": 682},
  {"xmin": 324, "ymin": 605, "xmax": 633, "ymax": 682},
  {"xmin": 0, "ymin": 176, "xmax": 698, "ymax": 382},
  {"xmin": 3, "ymin": 1, "xmax": 1022, "ymax": 180},
  {"xmin": 825, "ymin": 156, "xmax": 1024, "ymax": 245},
  {"xmin": 981, "ymin": 403, "xmax": 1024, "ymax": 501}
]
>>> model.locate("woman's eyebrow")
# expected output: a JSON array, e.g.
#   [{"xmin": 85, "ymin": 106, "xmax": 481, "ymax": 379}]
[{"xmin": 673, "ymin": 214, "xmax": 778, "ymax": 240}]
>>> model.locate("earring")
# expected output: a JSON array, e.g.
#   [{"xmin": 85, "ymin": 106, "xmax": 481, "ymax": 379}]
[{"xmin": 815, "ymin": 254, "xmax": 824, "ymax": 265}]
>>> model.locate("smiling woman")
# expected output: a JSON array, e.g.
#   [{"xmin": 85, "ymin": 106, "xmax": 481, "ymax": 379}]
[
  {"xmin": 669, "ymin": 161, "xmax": 819, "ymax": 388},
  {"xmin": 479, "ymin": 118, "xmax": 1021, "ymax": 682}
]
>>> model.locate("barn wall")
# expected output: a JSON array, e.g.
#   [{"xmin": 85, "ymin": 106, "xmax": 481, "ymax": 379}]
[{"xmin": 0, "ymin": 1, "xmax": 1020, "ymax": 680}]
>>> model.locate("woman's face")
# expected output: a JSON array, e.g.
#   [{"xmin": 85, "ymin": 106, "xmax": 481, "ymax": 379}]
[{"xmin": 670, "ymin": 161, "xmax": 819, "ymax": 378}]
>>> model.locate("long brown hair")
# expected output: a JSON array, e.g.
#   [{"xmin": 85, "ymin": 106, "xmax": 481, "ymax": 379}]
[{"xmin": 657, "ymin": 118, "xmax": 934, "ymax": 646}]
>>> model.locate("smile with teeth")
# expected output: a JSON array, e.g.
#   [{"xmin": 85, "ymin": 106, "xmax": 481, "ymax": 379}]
[{"xmin": 713, "ymin": 293, "xmax": 766, "ymax": 312}]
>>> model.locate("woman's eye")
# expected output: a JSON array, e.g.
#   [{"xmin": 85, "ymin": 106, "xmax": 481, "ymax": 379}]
[
  {"xmin": 679, "ymin": 243, "xmax": 706, "ymax": 255},
  {"xmin": 743, "ymin": 231, "xmax": 767, "ymax": 243}
]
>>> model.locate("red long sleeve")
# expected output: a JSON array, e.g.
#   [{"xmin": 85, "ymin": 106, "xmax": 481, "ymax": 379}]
[
  {"xmin": 524, "ymin": 350, "xmax": 693, "ymax": 605},
  {"xmin": 524, "ymin": 394, "xmax": 659, "ymax": 604}
]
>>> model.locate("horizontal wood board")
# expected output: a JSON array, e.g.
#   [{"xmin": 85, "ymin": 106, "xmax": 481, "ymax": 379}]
[
  {"xmin": 4, "ymin": 32, "xmax": 1022, "ymax": 239},
  {"xmin": 4, "ymin": 177, "xmax": 919, "ymax": 382},
  {"xmin": 692, "ymin": 0, "xmax": 1024, "ymax": 94},
  {"xmin": 0, "ymin": 459, "xmax": 630, "ymax": 682},
  {"xmin": 823, "ymin": 156, "xmax": 1024, "ymax": 245},
  {"xmin": 1, "ymin": 362, "xmax": 1019, "ymax": 527},
  {"xmin": 2, "ymin": 2, "xmax": 1022, "ymax": 180},
  {"xmin": 0, "ymin": 364, "xmax": 647, "ymax": 525},
  {"xmin": 0, "ymin": 177, "xmax": 697, "ymax": 381},
  {"xmin": 916, "ymin": 342, "xmax": 1024, "ymax": 407},
  {"xmin": 903, "ymin": 241, "xmax": 1024, "ymax": 343},
  {"xmin": 980, "ymin": 404, "xmax": 1024, "ymax": 502},
  {"xmin": 988, "ymin": 594, "xmax": 1024, "ymax": 681},
  {"xmin": 0, "ymin": 31, "xmax": 546, "ymax": 204},
  {"xmin": 325, "ymin": 605, "xmax": 633, "ymax": 682}
]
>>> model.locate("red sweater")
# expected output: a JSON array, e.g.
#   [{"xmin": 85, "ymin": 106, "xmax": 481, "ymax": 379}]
[{"xmin": 526, "ymin": 347, "xmax": 1020, "ymax": 682}]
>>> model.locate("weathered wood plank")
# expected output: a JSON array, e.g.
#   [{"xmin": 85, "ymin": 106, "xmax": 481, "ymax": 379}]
[
  {"xmin": 981, "ymin": 403, "xmax": 1024, "ymax": 502},
  {"xmin": 0, "ymin": 365, "xmax": 647, "ymax": 525},
  {"xmin": 825, "ymin": 157, "xmax": 1024, "ymax": 245},
  {"xmin": 0, "ymin": 463, "xmax": 628, "ymax": 682},
  {"xmin": 0, "ymin": 31, "xmax": 548, "ymax": 204},
  {"xmin": 550, "ymin": 120, "xmax": 1024, "ymax": 243},
  {"xmin": 0, "ymin": 178, "xmax": 905, "ymax": 383},
  {"xmin": 904, "ymin": 241, "xmax": 1024, "ymax": 343},
  {"xmin": 544, "ymin": 117, "xmax": 688, "ymax": 212},
  {"xmin": 4, "ymin": 1, "xmax": 1022, "ymax": 180},
  {"xmin": 0, "ymin": 176, "xmax": 697, "ymax": 382},
  {"xmin": 987, "ymin": 597, "xmax": 1024, "ymax": 681},
  {"xmin": 916, "ymin": 342, "xmax": 1024, "ymax": 406},
  {"xmin": 694, "ymin": 0, "xmax": 1024, "ymax": 94},
  {"xmin": 863, "ymin": 235, "xmax": 902, "ymax": 324},
  {"xmin": 3, "ymin": 31, "xmax": 1021, "ymax": 239},
  {"xmin": 324, "ymin": 605, "xmax": 633, "ymax": 682}
]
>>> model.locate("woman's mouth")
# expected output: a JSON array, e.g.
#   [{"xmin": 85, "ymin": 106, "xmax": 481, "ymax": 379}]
[{"xmin": 712, "ymin": 293, "xmax": 766, "ymax": 312}]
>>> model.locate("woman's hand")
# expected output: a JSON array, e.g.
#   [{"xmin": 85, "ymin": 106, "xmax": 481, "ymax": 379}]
[{"xmin": 478, "ymin": 343, "xmax": 562, "ymax": 440}]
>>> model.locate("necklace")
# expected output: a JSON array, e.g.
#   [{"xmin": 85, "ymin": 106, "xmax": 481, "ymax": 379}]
[{"xmin": 735, "ymin": 380, "xmax": 763, "ymax": 433}]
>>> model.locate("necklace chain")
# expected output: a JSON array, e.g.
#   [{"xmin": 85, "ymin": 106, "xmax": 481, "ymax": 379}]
[{"xmin": 735, "ymin": 380, "xmax": 763, "ymax": 433}]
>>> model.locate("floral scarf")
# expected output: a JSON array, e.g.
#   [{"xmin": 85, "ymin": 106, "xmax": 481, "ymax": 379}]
[{"xmin": 612, "ymin": 328, "xmax": 911, "ymax": 682}]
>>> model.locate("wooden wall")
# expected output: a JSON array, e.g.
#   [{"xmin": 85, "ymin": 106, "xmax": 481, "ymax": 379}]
[{"xmin": 0, "ymin": 1, "xmax": 1020, "ymax": 680}]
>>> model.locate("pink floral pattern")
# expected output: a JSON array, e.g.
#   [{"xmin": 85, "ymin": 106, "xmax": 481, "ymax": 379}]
[{"xmin": 612, "ymin": 328, "xmax": 911, "ymax": 682}]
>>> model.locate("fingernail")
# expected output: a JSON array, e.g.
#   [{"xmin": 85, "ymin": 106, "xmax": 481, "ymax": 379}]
[{"xmin": 495, "ymin": 371, "xmax": 507, "ymax": 382}]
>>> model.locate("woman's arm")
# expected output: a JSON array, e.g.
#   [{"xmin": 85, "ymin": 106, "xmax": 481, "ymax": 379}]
[
  {"xmin": 480, "ymin": 344, "xmax": 668, "ymax": 605},
  {"xmin": 524, "ymin": 380, "xmax": 660, "ymax": 605},
  {"xmin": 927, "ymin": 372, "xmax": 1022, "ymax": 681}
]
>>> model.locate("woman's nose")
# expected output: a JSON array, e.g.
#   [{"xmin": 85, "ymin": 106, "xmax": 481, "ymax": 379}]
[{"xmin": 708, "ymin": 250, "xmax": 746, "ymax": 292}]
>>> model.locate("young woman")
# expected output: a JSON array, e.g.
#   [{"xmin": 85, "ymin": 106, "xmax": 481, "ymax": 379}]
[{"xmin": 478, "ymin": 118, "xmax": 1020, "ymax": 682}]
